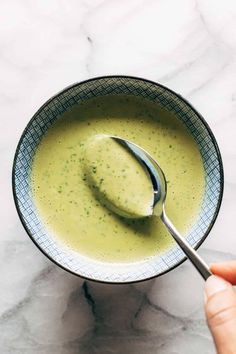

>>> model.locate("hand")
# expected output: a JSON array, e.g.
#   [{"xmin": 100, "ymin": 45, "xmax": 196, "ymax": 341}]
[{"xmin": 205, "ymin": 261, "xmax": 236, "ymax": 354}]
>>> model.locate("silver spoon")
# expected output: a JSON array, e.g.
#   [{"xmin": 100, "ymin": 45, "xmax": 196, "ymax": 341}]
[{"xmin": 112, "ymin": 136, "xmax": 212, "ymax": 280}]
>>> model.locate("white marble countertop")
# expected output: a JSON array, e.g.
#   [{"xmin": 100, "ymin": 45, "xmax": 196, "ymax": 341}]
[{"xmin": 1, "ymin": 1, "xmax": 236, "ymax": 353}]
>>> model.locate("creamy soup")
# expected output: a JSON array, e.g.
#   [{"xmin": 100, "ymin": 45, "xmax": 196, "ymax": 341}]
[
  {"xmin": 31, "ymin": 95, "xmax": 205, "ymax": 262},
  {"xmin": 83, "ymin": 134, "xmax": 154, "ymax": 218}
]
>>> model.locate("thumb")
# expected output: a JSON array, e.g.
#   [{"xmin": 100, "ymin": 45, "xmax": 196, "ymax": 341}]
[{"xmin": 205, "ymin": 275, "xmax": 236, "ymax": 354}]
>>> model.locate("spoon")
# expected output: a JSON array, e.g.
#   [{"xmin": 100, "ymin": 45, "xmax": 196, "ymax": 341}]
[{"xmin": 111, "ymin": 136, "xmax": 212, "ymax": 280}]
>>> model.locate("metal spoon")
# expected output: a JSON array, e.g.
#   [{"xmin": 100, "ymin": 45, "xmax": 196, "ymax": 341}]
[{"xmin": 112, "ymin": 136, "xmax": 212, "ymax": 280}]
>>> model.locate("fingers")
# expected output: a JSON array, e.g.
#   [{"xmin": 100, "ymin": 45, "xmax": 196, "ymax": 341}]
[
  {"xmin": 210, "ymin": 261, "xmax": 236, "ymax": 285},
  {"xmin": 205, "ymin": 275, "xmax": 236, "ymax": 354}
]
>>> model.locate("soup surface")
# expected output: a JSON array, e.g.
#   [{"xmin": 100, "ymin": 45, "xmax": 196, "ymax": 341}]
[
  {"xmin": 83, "ymin": 134, "xmax": 154, "ymax": 218},
  {"xmin": 31, "ymin": 95, "xmax": 205, "ymax": 262}
]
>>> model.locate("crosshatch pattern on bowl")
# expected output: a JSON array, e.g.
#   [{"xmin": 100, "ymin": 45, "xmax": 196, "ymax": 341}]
[{"xmin": 13, "ymin": 76, "xmax": 223, "ymax": 283}]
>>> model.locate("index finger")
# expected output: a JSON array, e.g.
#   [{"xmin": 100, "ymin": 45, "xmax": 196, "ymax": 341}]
[{"xmin": 210, "ymin": 261, "xmax": 236, "ymax": 285}]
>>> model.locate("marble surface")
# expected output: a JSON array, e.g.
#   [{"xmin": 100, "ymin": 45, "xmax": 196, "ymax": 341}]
[{"xmin": 1, "ymin": 0, "xmax": 236, "ymax": 353}]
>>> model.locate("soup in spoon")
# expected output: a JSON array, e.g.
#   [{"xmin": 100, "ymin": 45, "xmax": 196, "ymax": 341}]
[{"xmin": 83, "ymin": 134, "xmax": 153, "ymax": 218}]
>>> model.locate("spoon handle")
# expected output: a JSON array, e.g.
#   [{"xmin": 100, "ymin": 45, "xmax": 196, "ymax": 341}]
[{"xmin": 161, "ymin": 210, "xmax": 212, "ymax": 280}]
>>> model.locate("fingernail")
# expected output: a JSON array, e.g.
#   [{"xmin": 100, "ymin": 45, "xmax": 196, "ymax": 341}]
[{"xmin": 205, "ymin": 275, "xmax": 229, "ymax": 299}]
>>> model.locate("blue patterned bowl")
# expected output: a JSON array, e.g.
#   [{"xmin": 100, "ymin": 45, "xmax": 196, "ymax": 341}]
[{"xmin": 12, "ymin": 76, "xmax": 224, "ymax": 283}]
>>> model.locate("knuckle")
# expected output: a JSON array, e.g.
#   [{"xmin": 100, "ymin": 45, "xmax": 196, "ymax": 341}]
[
  {"xmin": 208, "ymin": 306, "xmax": 236, "ymax": 328},
  {"xmin": 206, "ymin": 293, "xmax": 236, "ymax": 328}
]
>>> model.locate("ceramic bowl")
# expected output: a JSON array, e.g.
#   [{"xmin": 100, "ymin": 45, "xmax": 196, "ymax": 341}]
[{"xmin": 12, "ymin": 76, "xmax": 224, "ymax": 283}]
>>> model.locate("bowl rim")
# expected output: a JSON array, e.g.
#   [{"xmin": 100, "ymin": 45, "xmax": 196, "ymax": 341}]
[{"xmin": 12, "ymin": 75, "xmax": 224, "ymax": 284}]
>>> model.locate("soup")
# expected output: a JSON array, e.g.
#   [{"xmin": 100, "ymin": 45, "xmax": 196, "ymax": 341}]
[
  {"xmin": 83, "ymin": 134, "xmax": 154, "ymax": 218},
  {"xmin": 31, "ymin": 95, "xmax": 205, "ymax": 262}
]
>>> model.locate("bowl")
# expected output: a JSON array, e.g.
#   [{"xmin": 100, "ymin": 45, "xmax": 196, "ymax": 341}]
[{"xmin": 12, "ymin": 76, "xmax": 224, "ymax": 283}]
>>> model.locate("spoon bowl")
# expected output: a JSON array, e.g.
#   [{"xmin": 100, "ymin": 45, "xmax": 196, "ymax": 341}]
[{"xmin": 111, "ymin": 136, "xmax": 167, "ymax": 217}]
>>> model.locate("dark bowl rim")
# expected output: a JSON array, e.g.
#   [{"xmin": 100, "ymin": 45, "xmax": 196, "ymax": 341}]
[{"xmin": 12, "ymin": 74, "xmax": 224, "ymax": 284}]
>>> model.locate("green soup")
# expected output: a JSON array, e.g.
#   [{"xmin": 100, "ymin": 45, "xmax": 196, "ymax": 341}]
[
  {"xmin": 31, "ymin": 95, "xmax": 205, "ymax": 263},
  {"xmin": 83, "ymin": 134, "xmax": 154, "ymax": 218}
]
